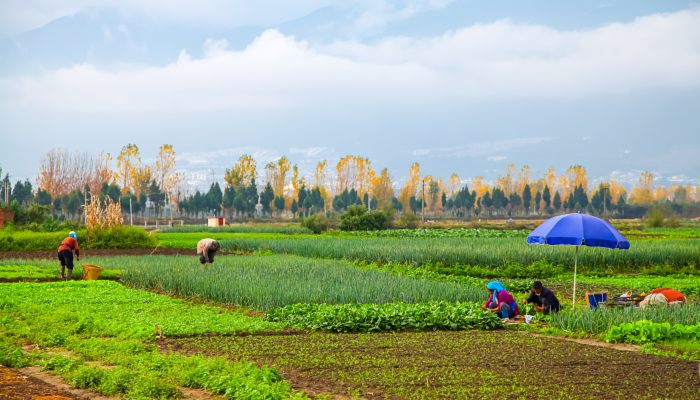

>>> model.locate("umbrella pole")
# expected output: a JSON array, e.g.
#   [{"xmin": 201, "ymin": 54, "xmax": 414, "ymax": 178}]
[{"xmin": 572, "ymin": 246, "xmax": 579, "ymax": 310}]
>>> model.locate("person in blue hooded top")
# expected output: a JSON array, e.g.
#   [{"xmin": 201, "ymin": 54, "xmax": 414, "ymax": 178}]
[{"xmin": 481, "ymin": 280, "xmax": 519, "ymax": 319}]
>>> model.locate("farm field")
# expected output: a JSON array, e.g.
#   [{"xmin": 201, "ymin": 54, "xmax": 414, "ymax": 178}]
[
  {"xmin": 167, "ymin": 330, "xmax": 700, "ymax": 399},
  {"xmin": 0, "ymin": 225, "xmax": 699, "ymax": 399}
]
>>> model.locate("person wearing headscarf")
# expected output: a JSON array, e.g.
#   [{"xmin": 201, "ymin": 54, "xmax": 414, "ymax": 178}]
[
  {"xmin": 57, "ymin": 231, "xmax": 80, "ymax": 280},
  {"xmin": 482, "ymin": 280, "xmax": 519, "ymax": 319}
]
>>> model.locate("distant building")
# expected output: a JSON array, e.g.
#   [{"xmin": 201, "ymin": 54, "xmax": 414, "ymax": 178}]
[{"xmin": 207, "ymin": 217, "xmax": 225, "ymax": 227}]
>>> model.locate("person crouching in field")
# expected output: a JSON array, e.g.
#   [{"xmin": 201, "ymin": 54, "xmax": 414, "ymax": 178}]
[
  {"xmin": 639, "ymin": 288, "xmax": 686, "ymax": 309},
  {"xmin": 197, "ymin": 238, "xmax": 220, "ymax": 264},
  {"xmin": 523, "ymin": 281, "xmax": 561, "ymax": 314},
  {"xmin": 57, "ymin": 231, "xmax": 80, "ymax": 280},
  {"xmin": 482, "ymin": 280, "xmax": 519, "ymax": 319}
]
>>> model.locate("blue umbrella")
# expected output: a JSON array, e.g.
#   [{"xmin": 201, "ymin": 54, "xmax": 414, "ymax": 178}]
[{"xmin": 527, "ymin": 213, "xmax": 630, "ymax": 308}]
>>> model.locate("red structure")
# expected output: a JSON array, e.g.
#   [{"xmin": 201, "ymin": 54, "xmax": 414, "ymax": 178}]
[{"xmin": 0, "ymin": 208, "xmax": 14, "ymax": 228}]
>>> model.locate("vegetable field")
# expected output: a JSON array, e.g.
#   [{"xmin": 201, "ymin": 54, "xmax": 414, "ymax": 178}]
[{"xmin": 1, "ymin": 225, "xmax": 699, "ymax": 399}]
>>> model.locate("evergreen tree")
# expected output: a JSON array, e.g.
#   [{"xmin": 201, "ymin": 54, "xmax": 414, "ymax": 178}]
[
  {"xmin": 542, "ymin": 185, "xmax": 551, "ymax": 209},
  {"xmin": 522, "ymin": 184, "xmax": 532, "ymax": 214},
  {"xmin": 260, "ymin": 183, "xmax": 275, "ymax": 214},
  {"xmin": 553, "ymin": 191, "xmax": 562, "ymax": 210}
]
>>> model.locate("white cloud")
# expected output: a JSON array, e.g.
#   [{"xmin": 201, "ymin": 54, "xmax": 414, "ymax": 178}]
[
  {"xmin": 3, "ymin": 8, "xmax": 700, "ymax": 113},
  {"xmin": 0, "ymin": 0, "xmax": 334, "ymax": 35},
  {"xmin": 412, "ymin": 137, "xmax": 555, "ymax": 158},
  {"xmin": 289, "ymin": 147, "xmax": 335, "ymax": 158}
]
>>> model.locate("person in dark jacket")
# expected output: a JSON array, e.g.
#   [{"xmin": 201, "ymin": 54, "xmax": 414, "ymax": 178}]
[{"xmin": 523, "ymin": 281, "xmax": 560, "ymax": 314}]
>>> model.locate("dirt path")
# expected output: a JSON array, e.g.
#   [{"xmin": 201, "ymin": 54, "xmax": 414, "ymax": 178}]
[
  {"xmin": 531, "ymin": 332, "xmax": 642, "ymax": 352},
  {"xmin": 0, "ymin": 365, "xmax": 78, "ymax": 400}
]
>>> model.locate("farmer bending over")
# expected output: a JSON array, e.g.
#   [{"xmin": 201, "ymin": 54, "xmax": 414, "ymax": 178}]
[
  {"xmin": 57, "ymin": 231, "xmax": 79, "ymax": 280},
  {"xmin": 523, "ymin": 281, "xmax": 561, "ymax": 314},
  {"xmin": 639, "ymin": 288, "xmax": 686, "ymax": 309},
  {"xmin": 197, "ymin": 238, "xmax": 220, "ymax": 264},
  {"xmin": 482, "ymin": 280, "xmax": 519, "ymax": 319}
]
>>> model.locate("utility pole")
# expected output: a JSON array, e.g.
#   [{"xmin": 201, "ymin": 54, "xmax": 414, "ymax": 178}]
[
  {"xmin": 421, "ymin": 179, "xmax": 426, "ymax": 223},
  {"xmin": 129, "ymin": 196, "xmax": 133, "ymax": 226},
  {"xmin": 602, "ymin": 184, "xmax": 607, "ymax": 217}
]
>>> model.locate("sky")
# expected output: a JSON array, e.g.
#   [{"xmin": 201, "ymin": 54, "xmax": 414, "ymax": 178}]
[{"xmin": 1, "ymin": 0, "xmax": 699, "ymax": 192}]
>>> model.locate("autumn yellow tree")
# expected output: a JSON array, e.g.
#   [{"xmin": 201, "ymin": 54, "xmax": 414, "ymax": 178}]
[
  {"xmin": 314, "ymin": 160, "xmax": 332, "ymax": 207},
  {"xmin": 38, "ymin": 149, "xmax": 112, "ymax": 197},
  {"xmin": 132, "ymin": 165, "xmax": 153, "ymax": 195},
  {"xmin": 264, "ymin": 156, "xmax": 290, "ymax": 197},
  {"xmin": 155, "ymin": 145, "xmax": 177, "ymax": 194},
  {"xmin": 566, "ymin": 165, "xmax": 588, "ymax": 192},
  {"xmin": 89, "ymin": 151, "xmax": 113, "ymax": 194},
  {"xmin": 225, "ymin": 154, "xmax": 257, "ymax": 187},
  {"xmin": 447, "ymin": 173, "xmax": 461, "ymax": 197},
  {"xmin": 114, "ymin": 144, "xmax": 141, "ymax": 194},
  {"xmin": 371, "ymin": 168, "xmax": 394, "ymax": 208},
  {"xmin": 629, "ymin": 171, "xmax": 655, "ymax": 204},
  {"xmin": 335, "ymin": 155, "xmax": 374, "ymax": 197},
  {"xmin": 515, "ymin": 165, "xmax": 532, "ymax": 196},
  {"xmin": 471, "ymin": 176, "xmax": 490, "ymax": 200},
  {"xmin": 608, "ymin": 180, "xmax": 626, "ymax": 205},
  {"xmin": 495, "ymin": 163, "xmax": 517, "ymax": 195},
  {"xmin": 37, "ymin": 149, "xmax": 69, "ymax": 197},
  {"xmin": 543, "ymin": 167, "xmax": 558, "ymax": 193},
  {"xmin": 398, "ymin": 163, "xmax": 421, "ymax": 211}
]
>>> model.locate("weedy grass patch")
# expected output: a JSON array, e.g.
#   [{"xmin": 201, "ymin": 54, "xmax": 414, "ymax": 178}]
[{"xmin": 0, "ymin": 281, "xmax": 305, "ymax": 399}]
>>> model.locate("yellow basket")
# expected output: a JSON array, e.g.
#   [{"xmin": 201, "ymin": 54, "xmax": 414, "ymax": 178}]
[{"xmin": 82, "ymin": 264, "xmax": 103, "ymax": 280}]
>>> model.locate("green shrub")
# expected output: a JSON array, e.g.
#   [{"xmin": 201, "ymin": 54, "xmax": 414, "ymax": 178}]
[
  {"xmin": 339, "ymin": 205, "xmax": 390, "ymax": 231},
  {"xmin": 0, "ymin": 226, "xmax": 157, "ymax": 251},
  {"xmin": 396, "ymin": 212, "xmax": 419, "ymax": 229},
  {"xmin": 301, "ymin": 214, "xmax": 333, "ymax": 234}
]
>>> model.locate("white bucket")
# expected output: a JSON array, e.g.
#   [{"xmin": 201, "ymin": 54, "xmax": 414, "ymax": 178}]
[{"xmin": 525, "ymin": 315, "xmax": 534, "ymax": 324}]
